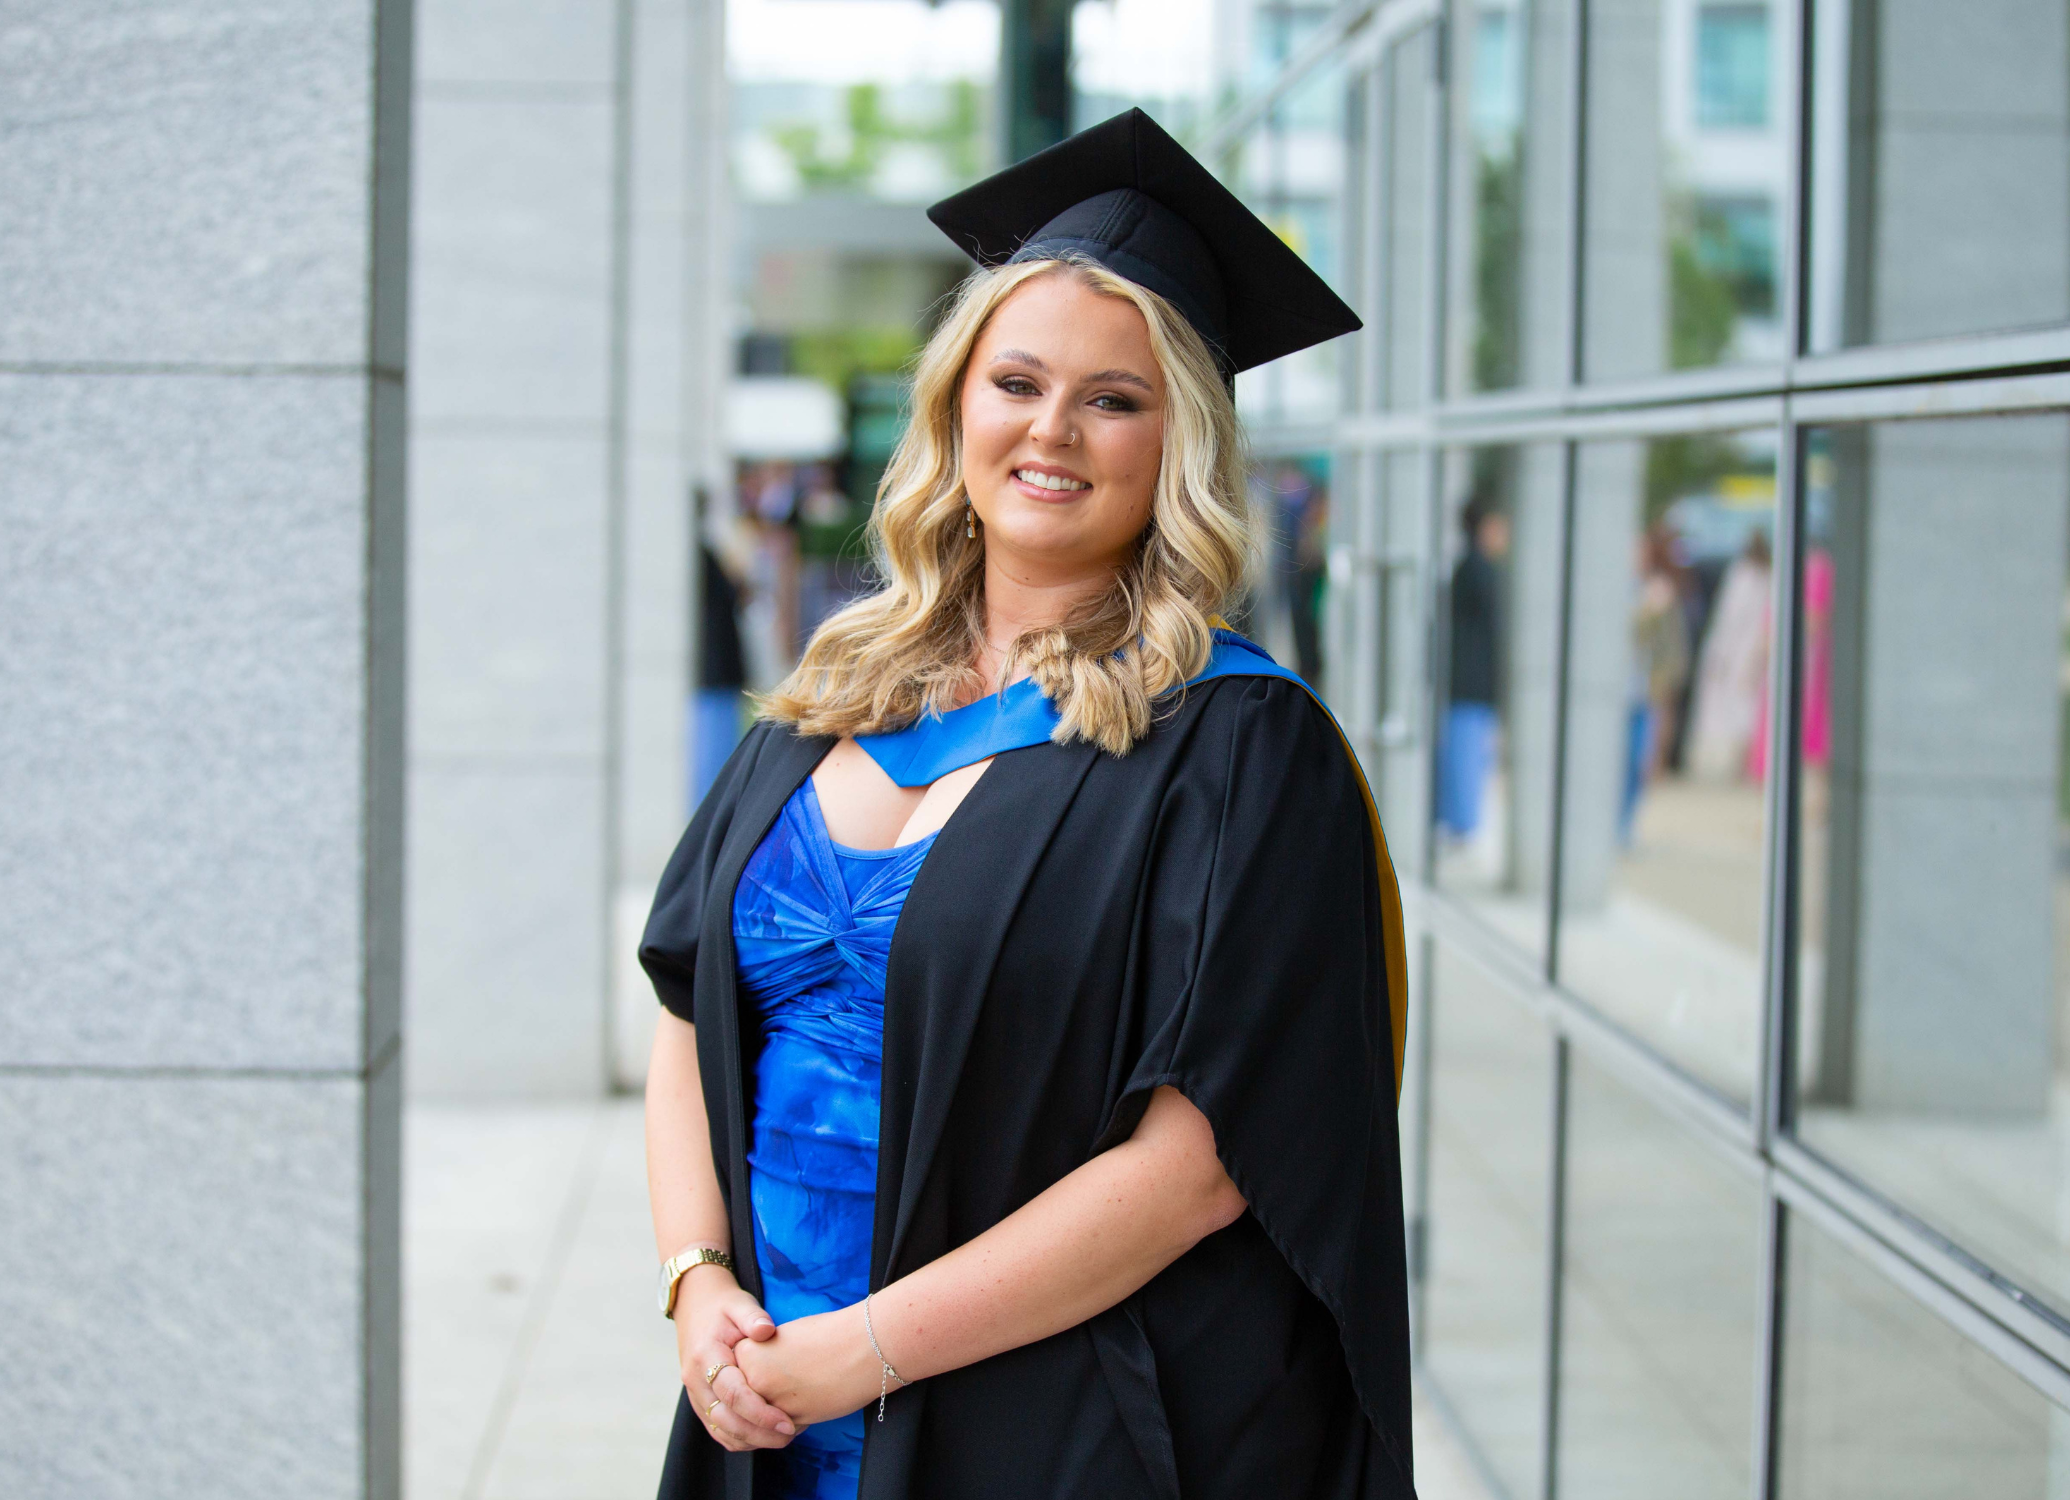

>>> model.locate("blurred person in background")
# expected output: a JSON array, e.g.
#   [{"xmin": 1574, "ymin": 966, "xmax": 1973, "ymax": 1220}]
[
  {"xmin": 692, "ymin": 536, "xmax": 750, "ymax": 809},
  {"xmin": 1266, "ymin": 459, "xmax": 1327, "ymax": 681},
  {"xmin": 639, "ymin": 112, "xmax": 1415, "ymax": 1500},
  {"xmin": 1686, "ymin": 528, "xmax": 1772, "ymax": 781},
  {"xmin": 1439, "ymin": 492, "xmax": 1509, "ymax": 840},
  {"xmin": 1624, "ymin": 522, "xmax": 1691, "ymax": 843}
]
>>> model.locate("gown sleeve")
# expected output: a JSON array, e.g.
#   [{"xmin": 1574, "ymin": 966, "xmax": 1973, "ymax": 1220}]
[
  {"xmin": 639, "ymin": 720, "xmax": 775, "ymax": 1022},
  {"xmin": 1116, "ymin": 676, "xmax": 1414, "ymax": 1487}
]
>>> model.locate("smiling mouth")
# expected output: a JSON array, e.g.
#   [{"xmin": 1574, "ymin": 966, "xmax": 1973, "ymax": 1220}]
[{"xmin": 1014, "ymin": 468, "xmax": 1091, "ymax": 492}]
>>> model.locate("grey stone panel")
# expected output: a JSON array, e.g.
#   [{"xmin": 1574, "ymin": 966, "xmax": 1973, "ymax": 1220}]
[
  {"xmin": 1857, "ymin": 0, "xmax": 2070, "ymax": 345},
  {"xmin": 1829, "ymin": 416, "xmax": 2067, "ymax": 1114},
  {"xmin": 408, "ymin": 432, "xmax": 610, "ymax": 761},
  {"xmin": 1873, "ymin": 132, "xmax": 2070, "ymax": 345},
  {"xmin": 0, "ymin": 372, "xmax": 372, "ymax": 1071},
  {"xmin": 1505, "ymin": 442, "xmax": 1567, "ymax": 901},
  {"xmin": 1851, "ymin": 784, "xmax": 2056, "ymax": 1112},
  {"xmin": 1581, "ymin": 0, "xmax": 1666, "ymax": 382},
  {"xmin": 407, "ymin": 763, "xmax": 605, "ymax": 1098},
  {"xmin": 1878, "ymin": 0, "xmax": 2065, "ymax": 116},
  {"xmin": 0, "ymin": 0, "xmax": 378, "ymax": 367},
  {"xmin": 408, "ymin": 95, "xmax": 615, "ymax": 425},
  {"xmin": 1859, "ymin": 422, "xmax": 2067, "ymax": 784},
  {"xmin": 417, "ymin": 0, "xmax": 615, "ymax": 86},
  {"xmin": 0, "ymin": 1070, "xmax": 375, "ymax": 1499}
]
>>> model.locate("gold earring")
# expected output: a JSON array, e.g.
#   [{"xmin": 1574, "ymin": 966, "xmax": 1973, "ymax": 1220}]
[{"xmin": 965, "ymin": 499, "xmax": 977, "ymax": 539}]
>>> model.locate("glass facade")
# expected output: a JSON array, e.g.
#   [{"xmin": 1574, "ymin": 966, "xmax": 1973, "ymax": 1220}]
[{"xmin": 1204, "ymin": 1, "xmax": 2070, "ymax": 1494}]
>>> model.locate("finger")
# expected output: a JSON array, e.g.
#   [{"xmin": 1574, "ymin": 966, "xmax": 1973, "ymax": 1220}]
[
  {"xmin": 715, "ymin": 1364, "xmax": 796, "ymax": 1434},
  {"xmin": 727, "ymin": 1304, "xmax": 777, "ymax": 1342},
  {"xmin": 703, "ymin": 1393, "xmax": 793, "ymax": 1451}
]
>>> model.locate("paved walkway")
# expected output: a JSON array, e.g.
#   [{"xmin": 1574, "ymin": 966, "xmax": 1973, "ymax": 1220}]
[{"xmin": 405, "ymin": 1099, "xmax": 1491, "ymax": 1500}]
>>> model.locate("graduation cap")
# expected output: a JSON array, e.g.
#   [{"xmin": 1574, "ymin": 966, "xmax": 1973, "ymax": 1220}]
[{"xmin": 925, "ymin": 108, "xmax": 1361, "ymax": 377}]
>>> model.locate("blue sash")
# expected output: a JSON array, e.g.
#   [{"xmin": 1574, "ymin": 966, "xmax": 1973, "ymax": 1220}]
[
  {"xmin": 855, "ymin": 629, "xmax": 1303, "ymax": 787},
  {"xmin": 853, "ymin": 629, "xmax": 1409, "ymax": 1096}
]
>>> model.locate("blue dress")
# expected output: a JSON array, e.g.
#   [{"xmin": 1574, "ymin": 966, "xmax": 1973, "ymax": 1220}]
[{"xmin": 733, "ymin": 778, "xmax": 936, "ymax": 1500}]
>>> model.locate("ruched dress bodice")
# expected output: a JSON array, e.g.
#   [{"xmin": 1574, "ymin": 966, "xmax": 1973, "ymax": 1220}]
[{"xmin": 733, "ymin": 777, "xmax": 935, "ymax": 1500}]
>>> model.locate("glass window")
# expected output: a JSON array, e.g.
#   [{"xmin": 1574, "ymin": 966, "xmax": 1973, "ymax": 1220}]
[
  {"xmin": 1793, "ymin": 413, "xmax": 2070, "ymax": 1318},
  {"xmin": 1070, "ymin": 0, "xmax": 1216, "ymax": 138},
  {"xmin": 1695, "ymin": 3, "xmax": 1771, "ymax": 129},
  {"xmin": 1448, "ymin": 0, "xmax": 1578, "ymax": 395},
  {"xmin": 1436, "ymin": 442, "xmax": 1565, "ymax": 962},
  {"xmin": 1807, "ymin": 0, "xmax": 2070, "ymax": 352},
  {"xmin": 1382, "ymin": 27, "xmax": 1436, "ymax": 412},
  {"xmin": 1778, "ymin": 1210, "xmax": 2068, "ymax": 1499},
  {"xmin": 1557, "ymin": 430, "xmax": 1778, "ymax": 1102},
  {"xmin": 1558, "ymin": 1052, "xmax": 1763, "ymax": 1498},
  {"xmin": 1376, "ymin": 450, "xmax": 1434, "ymax": 883},
  {"xmin": 1583, "ymin": 0, "xmax": 1787, "ymax": 380},
  {"xmin": 1422, "ymin": 942, "xmax": 1552, "ymax": 1500},
  {"xmin": 1231, "ymin": 52, "xmax": 1353, "ymax": 427},
  {"xmin": 1246, "ymin": 452, "xmax": 1335, "ymax": 686}
]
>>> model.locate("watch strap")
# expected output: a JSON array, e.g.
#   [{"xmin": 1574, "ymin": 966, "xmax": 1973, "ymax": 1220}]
[{"xmin": 660, "ymin": 1244, "xmax": 736, "ymax": 1318}]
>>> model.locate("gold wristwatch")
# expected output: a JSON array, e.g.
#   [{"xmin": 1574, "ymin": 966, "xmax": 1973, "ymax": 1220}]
[{"xmin": 658, "ymin": 1244, "xmax": 735, "ymax": 1318}]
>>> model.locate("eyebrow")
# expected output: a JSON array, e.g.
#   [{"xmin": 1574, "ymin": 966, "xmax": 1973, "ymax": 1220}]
[{"xmin": 990, "ymin": 349, "xmax": 1157, "ymax": 394}]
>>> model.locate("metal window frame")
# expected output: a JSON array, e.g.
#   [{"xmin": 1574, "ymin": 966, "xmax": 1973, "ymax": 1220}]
[{"xmin": 1221, "ymin": 0, "xmax": 2070, "ymax": 1496}]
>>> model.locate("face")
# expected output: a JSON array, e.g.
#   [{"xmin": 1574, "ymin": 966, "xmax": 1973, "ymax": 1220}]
[
  {"xmin": 959, "ymin": 271, "xmax": 1167, "ymax": 584},
  {"xmin": 1477, "ymin": 512, "xmax": 1511, "ymax": 560}
]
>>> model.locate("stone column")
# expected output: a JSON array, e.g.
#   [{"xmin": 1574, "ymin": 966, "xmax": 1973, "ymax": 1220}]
[
  {"xmin": 0, "ymin": 3, "xmax": 410, "ymax": 1495},
  {"xmin": 610, "ymin": 0, "xmax": 729, "ymax": 1088},
  {"xmin": 410, "ymin": 0, "xmax": 716, "ymax": 1097},
  {"xmin": 1505, "ymin": 441, "xmax": 1571, "ymax": 900},
  {"xmin": 1815, "ymin": 417, "xmax": 2065, "ymax": 1114},
  {"xmin": 1579, "ymin": 0, "xmax": 1665, "ymax": 380},
  {"xmin": 1558, "ymin": 439, "xmax": 1644, "ymax": 916}
]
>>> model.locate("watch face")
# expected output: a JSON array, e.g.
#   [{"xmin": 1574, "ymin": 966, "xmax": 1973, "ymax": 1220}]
[{"xmin": 657, "ymin": 1260, "xmax": 674, "ymax": 1314}]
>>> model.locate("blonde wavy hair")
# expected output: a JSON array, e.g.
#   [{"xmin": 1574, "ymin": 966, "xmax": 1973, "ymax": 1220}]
[{"xmin": 760, "ymin": 255, "xmax": 1257, "ymax": 756}]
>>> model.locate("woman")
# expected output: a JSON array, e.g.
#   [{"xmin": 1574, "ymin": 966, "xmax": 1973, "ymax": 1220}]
[{"xmin": 642, "ymin": 110, "xmax": 1415, "ymax": 1500}]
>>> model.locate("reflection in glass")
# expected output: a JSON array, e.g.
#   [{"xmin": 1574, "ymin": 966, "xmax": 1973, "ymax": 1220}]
[
  {"xmin": 729, "ymin": 0, "xmax": 999, "ymax": 203},
  {"xmin": 1807, "ymin": 0, "xmax": 2070, "ymax": 352},
  {"xmin": 1436, "ymin": 443, "xmax": 1564, "ymax": 960},
  {"xmin": 1448, "ymin": 0, "xmax": 1577, "ymax": 394},
  {"xmin": 1558, "ymin": 431, "xmax": 1776, "ymax": 1100},
  {"xmin": 1423, "ymin": 943, "xmax": 1551, "ymax": 1500},
  {"xmin": 1583, "ymin": 0, "xmax": 1787, "ymax": 380},
  {"xmin": 1794, "ymin": 414, "xmax": 2070, "ymax": 1320},
  {"xmin": 1382, "ymin": 25, "xmax": 1436, "ymax": 411},
  {"xmin": 1070, "ymin": 0, "xmax": 1216, "ymax": 138},
  {"xmin": 1248, "ymin": 453, "xmax": 1334, "ymax": 684},
  {"xmin": 1558, "ymin": 1053, "xmax": 1761, "ymax": 1499},
  {"xmin": 1230, "ymin": 12, "xmax": 1350, "ymax": 427},
  {"xmin": 1376, "ymin": 452, "xmax": 1435, "ymax": 884},
  {"xmin": 1779, "ymin": 1210, "xmax": 2068, "ymax": 1499}
]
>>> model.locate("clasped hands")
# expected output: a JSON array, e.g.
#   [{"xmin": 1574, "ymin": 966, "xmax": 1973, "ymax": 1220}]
[{"xmin": 676, "ymin": 1269, "xmax": 887, "ymax": 1452}]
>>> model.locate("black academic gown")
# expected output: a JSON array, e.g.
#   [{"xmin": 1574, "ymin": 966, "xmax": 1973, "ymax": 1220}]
[{"xmin": 641, "ymin": 674, "xmax": 1417, "ymax": 1500}]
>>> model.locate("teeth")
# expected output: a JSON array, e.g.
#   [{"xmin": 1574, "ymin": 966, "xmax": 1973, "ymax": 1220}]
[{"xmin": 1015, "ymin": 469, "xmax": 1090, "ymax": 492}]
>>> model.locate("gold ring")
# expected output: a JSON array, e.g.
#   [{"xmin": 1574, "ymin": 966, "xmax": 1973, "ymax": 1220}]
[
  {"xmin": 705, "ymin": 1398, "xmax": 723, "ymax": 1421},
  {"xmin": 704, "ymin": 1363, "xmax": 727, "ymax": 1386}
]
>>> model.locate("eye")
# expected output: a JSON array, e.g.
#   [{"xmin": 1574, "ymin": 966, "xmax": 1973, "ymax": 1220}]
[
  {"xmin": 996, "ymin": 375, "xmax": 1039, "ymax": 396},
  {"xmin": 1091, "ymin": 393, "xmax": 1139, "ymax": 412}
]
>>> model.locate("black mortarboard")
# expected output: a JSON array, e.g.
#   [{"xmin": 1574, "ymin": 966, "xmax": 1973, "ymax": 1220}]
[{"xmin": 926, "ymin": 108, "xmax": 1361, "ymax": 377}]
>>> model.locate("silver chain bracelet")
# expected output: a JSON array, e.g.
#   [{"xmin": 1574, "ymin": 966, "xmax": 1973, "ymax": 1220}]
[{"xmin": 862, "ymin": 1290, "xmax": 905, "ymax": 1422}]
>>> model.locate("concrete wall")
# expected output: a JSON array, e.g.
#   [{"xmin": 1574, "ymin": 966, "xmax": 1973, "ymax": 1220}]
[
  {"xmin": 0, "ymin": 2, "xmax": 410, "ymax": 1494},
  {"xmin": 409, "ymin": 0, "xmax": 717, "ymax": 1098}
]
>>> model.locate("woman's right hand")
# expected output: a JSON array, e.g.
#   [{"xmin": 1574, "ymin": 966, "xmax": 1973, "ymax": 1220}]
[{"xmin": 675, "ymin": 1268, "xmax": 800, "ymax": 1451}]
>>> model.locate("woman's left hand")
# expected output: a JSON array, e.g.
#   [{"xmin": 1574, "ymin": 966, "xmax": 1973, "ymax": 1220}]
[{"xmin": 733, "ymin": 1304, "xmax": 886, "ymax": 1426}]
